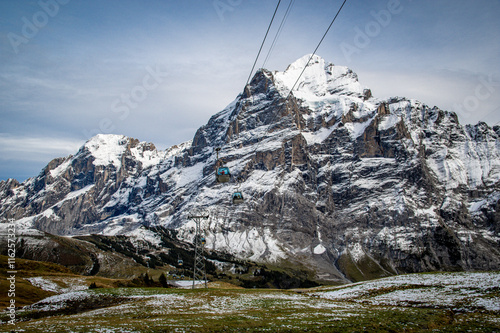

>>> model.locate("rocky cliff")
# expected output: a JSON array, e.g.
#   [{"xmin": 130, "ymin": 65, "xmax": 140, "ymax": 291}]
[{"xmin": 2, "ymin": 55, "xmax": 499, "ymax": 283}]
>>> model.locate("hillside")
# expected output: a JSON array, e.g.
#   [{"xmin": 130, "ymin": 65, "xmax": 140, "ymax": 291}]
[{"xmin": 1, "ymin": 271, "xmax": 499, "ymax": 332}]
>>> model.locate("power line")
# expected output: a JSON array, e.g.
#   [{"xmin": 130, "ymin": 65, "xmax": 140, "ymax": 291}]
[{"xmin": 244, "ymin": 0, "xmax": 282, "ymax": 89}]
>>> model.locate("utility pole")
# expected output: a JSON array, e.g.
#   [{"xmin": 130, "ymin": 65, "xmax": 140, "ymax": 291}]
[{"xmin": 188, "ymin": 214, "xmax": 209, "ymax": 289}]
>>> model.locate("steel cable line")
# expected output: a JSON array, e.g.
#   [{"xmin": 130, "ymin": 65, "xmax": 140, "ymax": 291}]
[
  {"xmin": 239, "ymin": 0, "xmax": 350, "ymax": 222},
  {"xmin": 261, "ymin": 0, "xmax": 296, "ymax": 70},
  {"xmin": 214, "ymin": 0, "xmax": 282, "ymax": 164},
  {"xmin": 188, "ymin": 1, "xmax": 283, "ymax": 238},
  {"xmin": 250, "ymin": 0, "xmax": 349, "ymax": 155},
  {"xmin": 244, "ymin": 0, "xmax": 282, "ymax": 89},
  {"xmin": 213, "ymin": 0, "xmax": 282, "ymax": 177},
  {"xmin": 212, "ymin": 1, "xmax": 281, "ymax": 189},
  {"xmin": 216, "ymin": 0, "xmax": 349, "ymax": 211},
  {"xmin": 282, "ymin": 0, "xmax": 348, "ymax": 102}
]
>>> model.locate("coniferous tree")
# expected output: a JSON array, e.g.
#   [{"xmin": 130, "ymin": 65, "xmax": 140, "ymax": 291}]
[
  {"xmin": 143, "ymin": 273, "xmax": 152, "ymax": 286},
  {"xmin": 159, "ymin": 273, "xmax": 168, "ymax": 287}
]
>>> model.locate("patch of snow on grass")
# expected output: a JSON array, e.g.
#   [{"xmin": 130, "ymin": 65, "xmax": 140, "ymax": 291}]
[
  {"xmin": 24, "ymin": 291, "xmax": 91, "ymax": 312},
  {"xmin": 26, "ymin": 277, "xmax": 89, "ymax": 293},
  {"xmin": 26, "ymin": 277, "xmax": 61, "ymax": 292},
  {"xmin": 315, "ymin": 272, "xmax": 500, "ymax": 311}
]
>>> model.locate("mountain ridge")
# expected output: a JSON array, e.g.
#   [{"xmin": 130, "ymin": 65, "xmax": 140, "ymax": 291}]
[{"xmin": 1, "ymin": 55, "xmax": 499, "ymax": 283}]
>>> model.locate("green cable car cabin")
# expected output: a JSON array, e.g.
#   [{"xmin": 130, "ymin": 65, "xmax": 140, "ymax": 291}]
[
  {"xmin": 216, "ymin": 166, "xmax": 231, "ymax": 183},
  {"xmin": 232, "ymin": 191, "xmax": 244, "ymax": 204}
]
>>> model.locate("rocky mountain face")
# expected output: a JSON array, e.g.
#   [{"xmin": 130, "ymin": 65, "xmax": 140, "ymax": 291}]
[{"xmin": 2, "ymin": 55, "xmax": 499, "ymax": 283}]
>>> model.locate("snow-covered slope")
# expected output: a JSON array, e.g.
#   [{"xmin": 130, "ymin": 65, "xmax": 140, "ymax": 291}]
[
  {"xmin": 315, "ymin": 271, "xmax": 500, "ymax": 311},
  {"xmin": 1, "ymin": 55, "xmax": 499, "ymax": 283}
]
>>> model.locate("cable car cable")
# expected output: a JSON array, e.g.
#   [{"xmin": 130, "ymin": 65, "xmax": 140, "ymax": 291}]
[
  {"xmin": 246, "ymin": 0, "xmax": 293, "ymax": 108},
  {"xmin": 283, "ymin": 0, "xmax": 348, "ymax": 102},
  {"xmin": 261, "ymin": 0, "xmax": 296, "ymax": 70},
  {"xmin": 251, "ymin": 0, "xmax": 349, "ymax": 155},
  {"xmin": 237, "ymin": 0, "xmax": 349, "ymax": 211},
  {"xmin": 219, "ymin": 0, "xmax": 349, "ymax": 207},
  {"xmin": 244, "ymin": 0, "xmax": 282, "ymax": 89},
  {"xmin": 214, "ymin": 1, "xmax": 282, "ymax": 187}
]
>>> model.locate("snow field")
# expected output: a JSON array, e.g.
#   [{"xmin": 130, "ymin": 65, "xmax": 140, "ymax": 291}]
[{"xmin": 315, "ymin": 271, "xmax": 500, "ymax": 312}]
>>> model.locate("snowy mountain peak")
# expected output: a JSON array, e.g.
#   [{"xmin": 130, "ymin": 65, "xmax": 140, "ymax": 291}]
[
  {"xmin": 274, "ymin": 54, "xmax": 370, "ymax": 104},
  {"xmin": 83, "ymin": 134, "xmax": 130, "ymax": 168},
  {"xmin": 81, "ymin": 134, "xmax": 160, "ymax": 169}
]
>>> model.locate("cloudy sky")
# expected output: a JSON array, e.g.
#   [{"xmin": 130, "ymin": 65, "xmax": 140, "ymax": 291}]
[{"xmin": 1, "ymin": 0, "xmax": 499, "ymax": 181}]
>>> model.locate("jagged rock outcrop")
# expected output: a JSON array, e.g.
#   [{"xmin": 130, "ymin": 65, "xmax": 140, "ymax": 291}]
[
  {"xmin": 1, "ymin": 55, "xmax": 499, "ymax": 283},
  {"xmin": 0, "ymin": 135, "xmax": 163, "ymax": 234}
]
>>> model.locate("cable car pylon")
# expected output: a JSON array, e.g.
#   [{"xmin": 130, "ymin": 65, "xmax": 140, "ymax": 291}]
[{"xmin": 188, "ymin": 213, "xmax": 209, "ymax": 289}]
